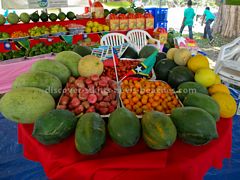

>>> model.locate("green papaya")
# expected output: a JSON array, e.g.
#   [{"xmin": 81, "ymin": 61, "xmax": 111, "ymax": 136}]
[
  {"xmin": 176, "ymin": 82, "xmax": 208, "ymax": 101},
  {"xmin": 142, "ymin": 111, "xmax": 177, "ymax": 150},
  {"xmin": 108, "ymin": 108, "xmax": 141, "ymax": 147},
  {"xmin": 171, "ymin": 107, "xmax": 218, "ymax": 145},
  {"xmin": 75, "ymin": 113, "xmax": 106, "ymax": 155},
  {"xmin": 183, "ymin": 93, "xmax": 220, "ymax": 121},
  {"xmin": 32, "ymin": 110, "xmax": 77, "ymax": 145}
]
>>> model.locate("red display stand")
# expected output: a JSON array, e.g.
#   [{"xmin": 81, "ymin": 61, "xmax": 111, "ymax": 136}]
[
  {"xmin": 0, "ymin": 17, "xmax": 154, "ymax": 53},
  {"xmin": 18, "ymin": 118, "xmax": 232, "ymax": 180},
  {"xmin": 0, "ymin": 19, "xmax": 106, "ymax": 34},
  {"xmin": 0, "ymin": 19, "xmax": 106, "ymax": 53}
]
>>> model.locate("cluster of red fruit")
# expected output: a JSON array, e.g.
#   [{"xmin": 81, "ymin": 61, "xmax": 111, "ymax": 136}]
[
  {"xmin": 57, "ymin": 74, "xmax": 118, "ymax": 116},
  {"xmin": 102, "ymin": 60, "xmax": 140, "ymax": 80}
]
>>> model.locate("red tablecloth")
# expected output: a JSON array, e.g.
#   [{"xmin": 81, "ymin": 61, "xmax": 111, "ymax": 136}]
[{"xmin": 18, "ymin": 118, "xmax": 232, "ymax": 180}]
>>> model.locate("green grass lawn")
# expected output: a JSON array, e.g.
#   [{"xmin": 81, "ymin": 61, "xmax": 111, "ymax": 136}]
[
  {"xmin": 103, "ymin": 1, "xmax": 131, "ymax": 8},
  {"xmin": 225, "ymin": 0, "xmax": 240, "ymax": 5}
]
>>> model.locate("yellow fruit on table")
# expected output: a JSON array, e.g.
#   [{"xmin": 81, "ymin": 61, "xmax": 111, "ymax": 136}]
[
  {"xmin": 166, "ymin": 48, "xmax": 178, "ymax": 60},
  {"xmin": 187, "ymin": 54, "xmax": 209, "ymax": 72},
  {"xmin": 92, "ymin": 27, "xmax": 98, "ymax": 33},
  {"xmin": 195, "ymin": 68, "xmax": 216, "ymax": 87},
  {"xmin": 214, "ymin": 74, "xmax": 221, "ymax": 84},
  {"xmin": 211, "ymin": 93, "xmax": 237, "ymax": 118},
  {"xmin": 103, "ymin": 25, "xmax": 110, "ymax": 31},
  {"xmin": 208, "ymin": 84, "xmax": 230, "ymax": 95},
  {"xmin": 93, "ymin": 21, "xmax": 99, "ymax": 27},
  {"xmin": 98, "ymin": 25, "xmax": 103, "ymax": 32},
  {"xmin": 85, "ymin": 27, "xmax": 91, "ymax": 33},
  {"xmin": 174, "ymin": 48, "xmax": 192, "ymax": 65},
  {"xmin": 86, "ymin": 21, "xmax": 93, "ymax": 28}
]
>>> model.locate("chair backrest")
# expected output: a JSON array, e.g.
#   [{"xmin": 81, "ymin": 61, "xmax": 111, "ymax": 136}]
[
  {"xmin": 217, "ymin": 36, "xmax": 240, "ymax": 62},
  {"xmin": 100, "ymin": 33, "xmax": 130, "ymax": 46},
  {"xmin": 127, "ymin": 30, "xmax": 152, "ymax": 52}
]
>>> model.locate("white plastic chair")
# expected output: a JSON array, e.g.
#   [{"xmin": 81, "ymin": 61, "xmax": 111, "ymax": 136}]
[
  {"xmin": 100, "ymin": 33, "xmax": 130, "ymax": 46},
  {"xmin": 127, "ymin": 29, "xmax": 162, "ymax": 52},
  {"xmin": 215, "ymin": 36, "xmax": 240, "ymax": 86}
]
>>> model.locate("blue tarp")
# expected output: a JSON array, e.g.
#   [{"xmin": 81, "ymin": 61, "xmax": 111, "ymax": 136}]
[{"xmin": 0, "ymin": 88, "xmax": 239, "ymax": 179}]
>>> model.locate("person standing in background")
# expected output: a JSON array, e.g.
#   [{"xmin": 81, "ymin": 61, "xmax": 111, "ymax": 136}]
[
  {"xmin": 179, "ymin": 0, "xmax": 195, "ymax": 39},
  {"xmin": 202, "ymin": 7, "xmax": 215, "ymax": 43}
]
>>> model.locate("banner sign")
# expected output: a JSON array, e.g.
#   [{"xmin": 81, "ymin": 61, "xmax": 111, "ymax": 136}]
[
  {"xmin": 28, "ymin": 0, "xmax": 67, "ymax": 9},
  {"xmin": 1, "ymin": 0, "xmax": 89, "ymax": 9}
]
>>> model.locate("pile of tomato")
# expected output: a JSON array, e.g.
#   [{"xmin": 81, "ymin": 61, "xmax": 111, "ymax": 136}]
[
  {"xmin": 120, "ymin": 79, "xmax": 181, "ymax": 115},
  {"xmin": 102, "ymin": 60, "xmax": 140, "ymax": 80}
]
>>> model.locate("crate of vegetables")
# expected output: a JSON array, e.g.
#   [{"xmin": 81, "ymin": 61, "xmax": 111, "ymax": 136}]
[
  {"xmin": 102, "ymin": 58, "xmax": 155, "ymax": 81},
  {"xmin": 120, "ymin": 78, "xmax": 182, "ymax": 118},
  {"xmin": 57, "ymin": 74, "xmax": 118, "ymax": 117}
]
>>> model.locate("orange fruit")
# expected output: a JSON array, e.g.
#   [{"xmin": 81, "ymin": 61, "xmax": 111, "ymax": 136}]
[
  {"xmin": 160, "ymin": 94, "xmax": 166, "ymax": 99},
  {"xmin": 153, "ymin": 95, "xmax": 160, "ymax": 101},
  {"xmin": 141, "ymin": 98, "xmax": 148, "ymax": 105},
  {"xmin": 172, "ymin": 98, "xmax": 179, "ymax": 105},
  {"xmin": 136, "ymin": 108, "xmax": 143, "ymax": 115},
  {"xmin": 142, "ymin": 105, "xmax": 148, "ymax": 110},
  {"xmin": 135, "ymin": 82, "xmax": 141, "ymax": 89},
  {"xmin": 127, "ymin": 94, "xmax": 132, "ymax": 99},
  {"xmin": 123, "ymin": 99, "xmax": 130, "ymax": 105},
  {"xmin": 149, "ymin": 93, "xmax": 154, "ymax": 98},
  {"xmin": 121, "ymin": 92, "xmax": 126, "ymax": 99},
  {"xmin": 167, "ymin": 96, "xmax": 172, "ymax": 102},
  {"xmin": 132, "ymin": 104, "xmax": 138, "ymax": 110},
  {"xmin": 132, "ymin": 91, "xmax": 138, "ymax": 96},
  {"xmin": 146, "ymin": 103, "xmax": 152, "ymax": 109},
  {"xmin": 137, "ymin": 101, "xmax": 142, "ymax": 107},
  {"xmin": 148, "ymin": 98, "xmax": 154, "ymax": 103},
  {"xmin": 157, "ymin": 106, "xmax": 163, "ymax": 112},
  {"xmin": 155, "ymin": 81, "xmax": 160, "ymax": 86},
  {"xmin": 125, "ymin": 104, "xmax": 132, "ymax": 111},
  {"xmin": 123, "ymin": 80, "xmax": 128, "ymax": 85},
  {"xmin": 142, "ymin": 95, "xmax": 148, "ymax": 100},
  {"xmin": 151, "ymin": 101, "xmax": 158, "ymax": 107},
  {"xmin": 211, "ymin": 93, "xmax": 237, "ymax": 118},
  {"xmin": 132, "ymin": 96, "xmax": 139, "ymax": 103},
  {"xmin": 208, "ymin": 84, "xmax": 230, "ymax": 95}
]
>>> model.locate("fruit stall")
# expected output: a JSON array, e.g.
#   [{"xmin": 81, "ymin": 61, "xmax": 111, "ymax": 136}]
[{"xmin": 0, "ymin": 1, "xmax": 238, "ymax": 179}]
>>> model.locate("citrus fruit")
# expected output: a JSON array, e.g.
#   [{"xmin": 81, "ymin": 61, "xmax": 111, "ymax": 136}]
[
  {"xmin": 187, "ymin": 54, "xmax": 209, "ymax": 72},
  {"xmin": 208, "ymin": 84, "xmax": 230, "ymax": 95},
  {"xmin": 92, "ymin": 27, "xmax": 98, "ymax": 32},
  {"xmin": 85, "ymin": 27, "xmax": 91, "ymax": 33},
  {"xmin": 214, "ymin": 74, "xmax": 221, "ymax": 84},
  {"xmin": 86, "ymin": 21, "xmax": 93, "ymax": 28},
  {"xmin": 195, "ymin": 68, "xmax": 216, "ymax": 87},
  {"xmin": 211, "ymin": 93, "xmax": 237, "ymax": 118},
  {"xmin": 98, "ymin": 25, "xmax": 103, "ymax": 32},
  {"xmin": 93, "ymin": 21, "xmax": 99, "ymax": 27},
  {"xmin": 103, "ymin": 25, "xmax": 110, "ymax": 31}
]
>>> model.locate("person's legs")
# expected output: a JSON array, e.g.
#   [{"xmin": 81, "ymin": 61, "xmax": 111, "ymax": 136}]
[
  {"xmin": 203, "ymin": 25, "xmax": 207, "ymax": 39},
  {"xmin": 188, "ymin": 26, "xmax": 193, "ymax": 39},
  {"xmin": 206, "ymin": 19, "xmax": 214, "ymax": 40},
  {"xmin": 180, "ymin": 24, "xmax": 185, "ymax": 35}
]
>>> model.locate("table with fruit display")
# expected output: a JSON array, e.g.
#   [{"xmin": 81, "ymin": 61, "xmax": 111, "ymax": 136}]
[
  {"xmin": 0, "ymin": 44, "xmax": 237, "ymax": 179},
  {"xmin": 0, "ymin": 6, "xmax": 157, "ymax": 94}
]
